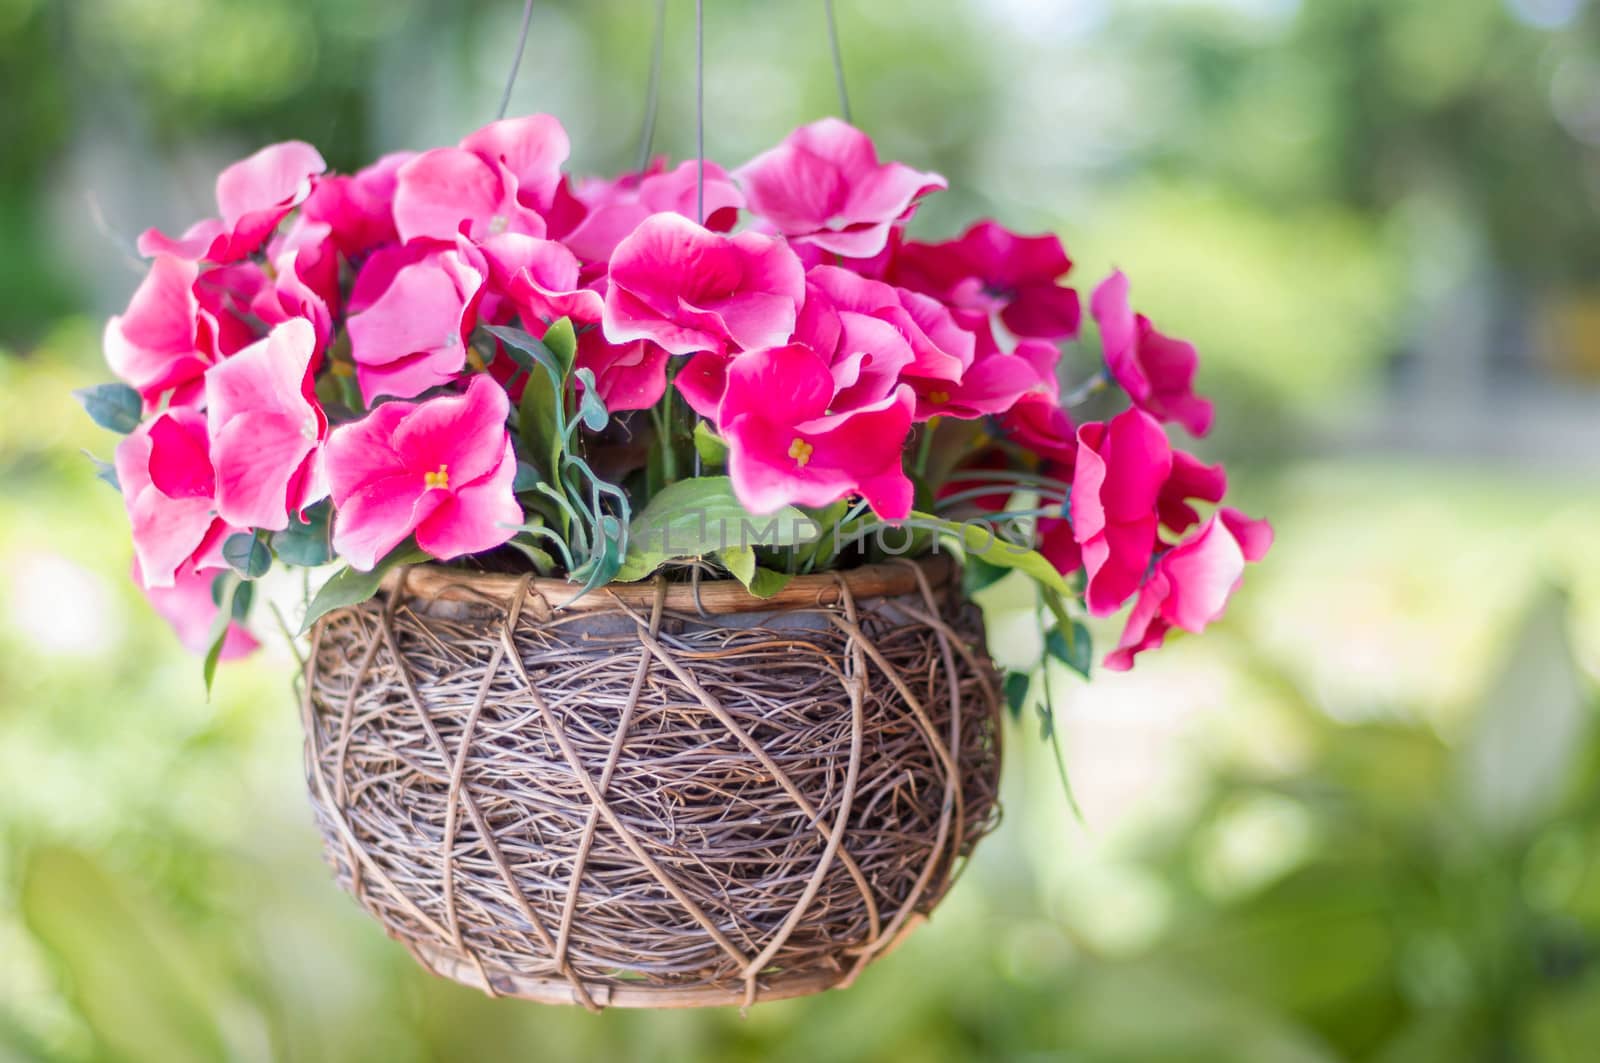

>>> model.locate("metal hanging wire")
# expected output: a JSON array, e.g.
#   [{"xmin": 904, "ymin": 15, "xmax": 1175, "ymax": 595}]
[
  {"xmin": 824, "ymin": 0, "xmax": 852, "ymax": 123},
  {"xmin": 497, "ymin": 0, "xmax": 538, "ymax": 120},
  {"xmin": 636, "ymin": 0, "xmax": 669, "ymax": 170}
]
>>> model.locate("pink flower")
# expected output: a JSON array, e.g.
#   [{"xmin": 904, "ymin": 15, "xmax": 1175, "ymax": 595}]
[
  {"xmin": 138, "ymin": 141, "xmax": 327, "ymax": 263},
  {"xmin": 564, "ymin": 159, "xmax": 744, "ymax": 265},
  {"xmin": 574, "ymin": 330, "xmax": 670, "ymax": 412},
  {"xmin": 252, "ymin": 218, "xmax": 340, "ymax": 353},
  {"xmin": 1092, "ymin": 271, "xmax": 1213, "ymax": 437},
  {"xmin": 300, "ymin": 151, "xmax": 413, "ymax": 259},
  {"xmin": 1104, "ymin": 509, "xmax": 1272, "ymax": 671},
  {"xmin": 393, "ymin": 115, "xmax": 571, "ymax": 244},
  {"xmin": 602, "ymin": 213, "xmax": 805, "ymax": 356},
  {"xmin": 805, "ymin": 266, "xmax": 972, "ymax": 386},
  {"xmin": 1158, "ymin": 450, "xmax": 1227, "ymax": 536},
  {"xmin": 326, "ymin": 375, "xmax": 521, "ymax": 570},
  {"xmin": 735, "ymin": 118, "xmax": 945, "ymax": 258},
  {"xmin": 103, "ymin": 256, "xmax": 256, "ymax": 407},
  {"xmin": 135, "ymin": 560, "xmax": 258, "ymax": 659},
  {"xmin": 717, "ymin": 343, "xmax": 915, "ymax": 519},
  {"xmin": 346, "ymin": 239, "xmax": 487, "ymax": 403},
  {"xmin": 893, "ymin": 221, "xmax": 1081, "ymax": 340},
  {"xmin": 114, "ymin": 408, "xmax": 232, "ymax": 589},
  {"xmin": 478, "ymin": 233, "xmax": 604, "ymax": 327},
  {"xmin": 205, "ymin": 319, "xmax": 328, "ymax": 531},
  {"xmin": 912, "ymin": 328, "xmax": 1060, "ymax": 421},
  {"xmin": 1070, "ymin": 408, "xmax": 1174, "ymax": 616}
]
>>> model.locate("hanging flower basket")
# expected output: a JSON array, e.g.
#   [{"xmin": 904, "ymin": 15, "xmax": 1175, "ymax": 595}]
[
  {"xmin": 301, "ymin": 556, "xmax": 999, "ymax": 1009},
  {"xmin": 77, "ymin": 17, "xmax": 1272, "ymax": 1007}
]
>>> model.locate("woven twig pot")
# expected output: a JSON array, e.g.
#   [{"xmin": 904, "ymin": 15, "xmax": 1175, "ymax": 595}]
[{"xmin": 301, "ymin": 556, "xmax": 1001, "ymax": 1010}]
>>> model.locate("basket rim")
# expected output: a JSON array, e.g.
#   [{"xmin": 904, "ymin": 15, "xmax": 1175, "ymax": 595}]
[{"xmin": 379, "ymin": 553, "xmax": 957, "ymax": 616}]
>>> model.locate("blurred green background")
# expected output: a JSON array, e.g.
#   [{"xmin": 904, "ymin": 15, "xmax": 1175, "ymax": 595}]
[{"xmin": 3, "ymin": 0, "xmax": 1600, "ymax": 1059}]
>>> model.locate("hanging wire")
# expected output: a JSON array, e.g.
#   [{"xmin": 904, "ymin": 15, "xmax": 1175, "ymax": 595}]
[
  {"xmin": 497, "ymin": 0, "xmax": 538, "ymax": 121},
  {"xmin": 695, "ymin": 0, "xmax": 706, "ymax": 224},
  {"xmin": 635, "ymin": 0, "xmax": 668, "ymax": 171},
  {"xmin": 824, "ymin": 0, "xmax": 852, "ymax": 123}
]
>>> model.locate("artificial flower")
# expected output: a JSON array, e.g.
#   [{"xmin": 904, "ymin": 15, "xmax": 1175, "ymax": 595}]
[
  {"xmin": 135, "ymin": 560, "xmax": 258, "ymax": 659},
  {"xmin": 205, "ymin": 319, "xmax": 328, "ymax": 531},
  {"xmin": 894, "ymin": 221, "xmax": 1081, "ymax": 340},
  {"xmin": 103, "ymin": 256, "xmax": 256, "ymax": 407},
  {"xmin": 602, "ymin": 213, "xmax": 805, "ymax": 356},
  {"xmin": 718, "ymin": 343, "xmax": 916, "ymax": 519},
  {"xmin": 1092, "ymin": 270, "xmax": 1214, "ymax": 436},
  {"xmin": 326, "ymin": 375, "xmax": 521, "ymax": 570},
  {"xmin": 1104, "ymin": 508, "xmax": 1273, "ymax": 670},
  {"xmin": 346, "ymin": 238, "xmax": 487, "ymax": 403},
  {"xmin": 138, "ymin": 141, "xmax": 326, "ymax": 263},
  {"xmin": 393, "ymin": 115, "xmax": 571, "ymax": 244},
  {"xmin": 1070, "ymin": 407, "xmax": 1174, "ymax": 616},
  {"xmin": 734, "ymin": 118, "xmax": 945, "ymax": 258},
  {"xmin": 564, "ymin": 159, "xmax": 744, "ymax": 265},
  {"xmin": 114, "ymin": 408, "xmax": 231, "ymax": 588}
]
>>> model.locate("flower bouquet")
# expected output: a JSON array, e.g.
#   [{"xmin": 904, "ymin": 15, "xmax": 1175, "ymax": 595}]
[{"xmin": 81, "ymin": 114, "xmax": 1269, "ymax": 1008}]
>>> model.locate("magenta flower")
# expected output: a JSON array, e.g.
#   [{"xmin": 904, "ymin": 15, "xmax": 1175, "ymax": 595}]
[
  {"xmin": 393, "ymin": 115, "xmax": 570, "ymax": 244},
  {"xmin": 564, "ymin": 159, "xmax": 744, "ymax": 265},
  {"xmin": 602, "ymin": 213, "xmax": 805, "ymax": 356},
  {"xmin": 1070, "ymin": 408, "xmax": 1174, "ymax": 616},
  {"xmin": 479, "ymin": 233, "xmax": 604, "ymax": 327},
  {"xmin": 574, "ymin": 329, "xmax": 670, "ymax": 412},
  {"xmin": 717, "ymin": 343, "xmax": 916, "ymax": 519},
  {"xmin": 135, "ymin": 561, "xmax": 258, "ymax": 660},
  {"xmin": 115, "ymin": 408, "xmax": 232, "ymax": 589},
  {"xmin": 1158, "ymin": 450, "xmax": 1227, "ymax": 536},
  {"xmin": 806, "ymin": 265, "xmax": 972, "ymax": 384},
  {"xmin": 1104, "ymin": 509, "xmax": 1273, "ymax": 671},
  {"xmin": 893, "ymin": 221, "xmax": 1081, "ymax": 340},
  {"xmin": 346, "ymin": 239, "xmax": 487, "ymax": 403},
  {"xmin": 103, "ymin": 256, "xmax": 256, "ymax": 408},
  {"xmin": 326, "ymin": 375, "xmax": 521, "ymax": 570},
  {"xmin": 205, "ymin": 319, "xmax": 328, "ymax": 531},
  {"xmin": 912, "ymin": 328, "xmax": 1060, "ymax": 421},
  {"xmin": 1092, "ymin": 271, "xmax": 1214, "ymax": 437},
  {"xmin": 735, "ymin": 118, "xmax": 945, "ymax": 258},
  {"xmin": 138, "ymin": 141, "xmax": 326, "ymax": 263},
  {"xmin": 300, "ymin": 151, "xmax": 412, "ymax": 259}
]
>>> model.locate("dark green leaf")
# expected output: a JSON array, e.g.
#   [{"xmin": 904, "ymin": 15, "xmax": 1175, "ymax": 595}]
[
  {"xmin": 1003, "ymin": 671, "xmax": 1032, "ymax": 720},
  {"xmin": 74, "ymin": 383, "xmax": 143, "ymax": 434},
  {"xmin": 1046, "ymin": 619, "xmax": 1093, "ymax": 679},
  {"xmin": 715, "ymin": 546, "xmax": 793, "ymax": 598},
  {"xmin": 269, "ymin": 502, "xmax": 334, "ymax": 567},
  {"xmin": 512, "ymin": 461, "xmax": 543, "ymax": 493},
  {"xmin": 298, "ymin": 542, "xmax": 430, "ymax": 635},
  {"xmin": 221, "ymin": 533, "xmax": 272, "ymax": 580},
  {"xmin": 962, "ymin": 556, "xmax": 1011, "ymax": 596}
]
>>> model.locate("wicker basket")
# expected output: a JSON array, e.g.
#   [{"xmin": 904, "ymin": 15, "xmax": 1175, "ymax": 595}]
[{"xmin": 300, "ymin": 556, "xmax": 1002, "ymax": 1009}]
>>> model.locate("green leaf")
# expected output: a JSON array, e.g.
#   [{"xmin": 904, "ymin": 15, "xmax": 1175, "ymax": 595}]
[
  {"xmin": 298, "ymin": 542, "xmax": 430, "ymax": 635},
  {"xmin": 909, "ymin": 511, "xmax": 1074, "ymax": 596},
  {"xmin": 693, "ymin": 421, "xmax": 729, "ymax": 467},
  {"xmin": 715, "ymin": 546, "xmax": 793, "ymax": 598},
  {"xmin": 1046, "ymin": 619, "xmax": 1093, "ymax": 679},
  {"xmin": 270, "ymin": 502, "xmax": 334, "ymax": 567},
  {"xmin": 202, "ymin": 573, "xmax": 243, "ymax": 696},
  {"xmin": 573, "ymin": 367, "xmax": 608, "ymax": 432},
  {"xmin": 615, "ymin": 476, "xmax": 815, "ymax": 583},
  {"xmin": 1003, "ymin": 671, "xmax": 1032, "ymax": 720},
  {"xmin": 82, "ymin": 449, "xmax": 120, "ymax": 492},
  {"xmin": 488, "ymin": 324, "xmax": 569, "ymax": 478},
  {"xmin": 961, "ymin": 556, "xmax": 1011, "ymax": 596},
  {"xmin": 74, "ymin": 382, "xmax": 143, "ymax": 434},
  {"xmin": 512, "ymin": 460, "xmax": 543, "ymax": 493},
  {"xmin": 542, "ymin": 316, "xmax": 578, "ymax": 375},
  {"xmin": 221, "ymin": 532, "xmax": 272, "ymax": 580}
]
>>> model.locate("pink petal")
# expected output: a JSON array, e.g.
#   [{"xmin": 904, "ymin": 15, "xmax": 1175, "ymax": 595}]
[
  {"xmin": 1159, "ymin": 517, "xmax": 1247, "ymax": 632},
  {"xmin": 1001, "ymin": 283, "xmax": 1082, "ymax": 341},
  {"xmin": 146, "ymin": 411, "xmax": 215, "ymax": 500},
  {"xmin": 392, "ymin": 375, "xmax": 512, "ymax": 487},
  {"xmin": 331, "ymin": 472, "xmax": 437, "ymax": 572},
  {"xmin": 211, "ymin": 411, "xmax": 317, "ymax": 531},
  {"xmin": 1100, "ymin": 409, "xmax": 1172, "ymax": 523},
  {"xmin": 325, "ymin": 403, "xmax": 412, "ymax": 507},
  {"xmin": 1103, "ymin": 573, "xmax": 1172, "ymax": 672},
  {"xmin": 1219, "ymin": 508, "xmax": 1274, "ymax": 563},
  {"xmin": 135, "ymin": 561, "xmax": 258, "ymax": 658},
  {"xmin": 413, "ymin": 441, "xmax": 521, "ymax": 561},
  {"xmin": 674, "ymin": 351, "xmax": 729, "ymax": 419},
  {"xmin": 459, "ymin": 114, "xmax": 571, "ymax": 213}
]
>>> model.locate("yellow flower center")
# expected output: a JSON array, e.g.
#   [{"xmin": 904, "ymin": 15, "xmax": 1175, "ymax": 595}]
[
  {"xmin": 928, "ymin": 390, "xmax": 951, "ymax": 405},
  {"xmin": 465, "ymin": 348, "xmax": 487, "ymax": 372},
  {"xmin": 788, "ymin": 437, "xmax": 814, "ymax": 468},
  {"xmin": 424, "ymin": 464, "xmax": 450, "ymax": 490}
]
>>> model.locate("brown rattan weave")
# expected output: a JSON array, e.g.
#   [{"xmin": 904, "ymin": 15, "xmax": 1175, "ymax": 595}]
[{"xmin": 301, "ymin": 556, "xmax": 1001, "ymax": 1009}]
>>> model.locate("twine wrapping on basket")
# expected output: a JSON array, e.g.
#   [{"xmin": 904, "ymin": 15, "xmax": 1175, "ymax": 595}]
[{"xmin": 301, "ymin": 557, "xmax": 1002, "ymax": 1010}]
